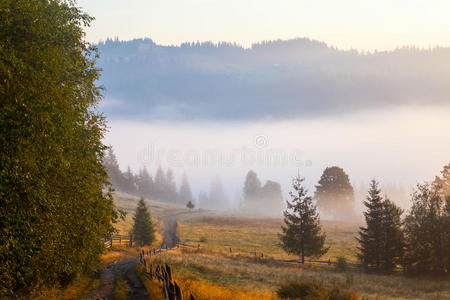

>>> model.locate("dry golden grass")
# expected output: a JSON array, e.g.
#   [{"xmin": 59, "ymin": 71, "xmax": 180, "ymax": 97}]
[
  {"xmin": 152, "ymin": 247, "xmax": 450, "ymax": 300},
  {"xmin": 113, "ymin": 196, "xmax": 450, "ymax": 299},
  {"xmin": 178, "ymin": 215, "xmax": 360, "ymax": 263},
  {"xmin": 27, "ymin": 276, "xmax": 99, "ymax": 300}
]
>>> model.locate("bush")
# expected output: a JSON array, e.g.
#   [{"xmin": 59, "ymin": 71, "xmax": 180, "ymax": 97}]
[
  {"xmin": 277, "ymin": 280, "xmax": 360, "ymax": 300},
  {"xmin": 277, "ymin": 281, "xmax": 326, "ymax": 299},
  {"xmin": 335, "ymin": 256, "xmax": 348, "ymax": 272}
]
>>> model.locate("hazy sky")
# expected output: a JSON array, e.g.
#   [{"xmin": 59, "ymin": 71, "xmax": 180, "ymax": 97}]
[{"xmin": 78, "ymin": 0, "xmax": 450, "ymax": 50}]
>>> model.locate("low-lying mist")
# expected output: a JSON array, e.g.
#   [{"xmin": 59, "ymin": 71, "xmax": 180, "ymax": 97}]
[{"xmin": 104, "ymin": 106, "xmax": 450, "ymax": 220}]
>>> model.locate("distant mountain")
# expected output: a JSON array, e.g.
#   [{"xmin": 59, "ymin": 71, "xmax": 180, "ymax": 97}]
[{"xmin": 96, "ymin": 38, "xmax": 450, "ymax": 120}]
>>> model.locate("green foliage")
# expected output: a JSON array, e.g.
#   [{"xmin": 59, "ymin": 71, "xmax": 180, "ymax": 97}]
[
  {"xmin": 335, "ymin": 256, "xmax": 348, "ymax": 272},
  {"xmin": 133, "ymin": 198, "xmax": 155, "ymax": 246},
  {"xmin": 277, "ymin": 280, "xmax": 360, "ymax": 300},
  {"xmin": 314, "ymin": 166, "xmax": 355, "ymax": 219},
  {"xmin": 186, "ymin": 200, "xmax": 195, "ymax": 210},
  {"xmin": 357, "ymin": 180, "xmax": 404, "ymax": 273},
  {"xmin": 279, "ymin": 176, "xmax": 328, "ymax": 263},
  {"xmin": 404, "ymin": 182, "xmax": 449, "ymax": 275},
  {"xmin": 0, "ymin": 0, "xmax": 118, "ymax": 296}
]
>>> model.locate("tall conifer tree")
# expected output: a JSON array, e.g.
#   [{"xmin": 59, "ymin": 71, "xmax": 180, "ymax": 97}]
[
  {"xmin": 357, "ymin": 179, "xmax": 384, "ymax": 270},
  {"xmin": 279, "ymin": 176, "xmax": 328, "ymax": 263},
  {"xmin": 133, "ymin": 198, "xmax": 155, "ymax": 246}
]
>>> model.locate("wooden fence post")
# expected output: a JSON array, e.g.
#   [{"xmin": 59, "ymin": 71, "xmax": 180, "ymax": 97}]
[{"xmin": 174, "ymin": 281, "xmax": 183, "ymax": 300}]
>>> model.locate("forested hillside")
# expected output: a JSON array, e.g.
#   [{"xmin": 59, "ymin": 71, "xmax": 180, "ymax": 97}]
[{"xmin": 97, "ymin": 38, "xmax": 450, "ymax": 120}]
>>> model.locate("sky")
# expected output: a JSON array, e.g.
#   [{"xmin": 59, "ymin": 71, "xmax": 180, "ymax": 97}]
[
  {"xmin": 78, "ymin": 0, "xmax": 450, "ymax": 50},
  {"xmin": 78, "ymin": 0, "xmax": 450, "ymax": 210}
]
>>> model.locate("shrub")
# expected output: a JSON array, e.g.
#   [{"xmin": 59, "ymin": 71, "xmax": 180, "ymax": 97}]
[
  {"xmin": 277, "ymin": 281, "xmax": 326, "ymax": 299},
  {"xmin": 335, "ymin": 256, "xmax": 348, "ymax": 272},
  {"xmin": 277, "ymin": 280, "xmax": 360, "ymax": 300}
]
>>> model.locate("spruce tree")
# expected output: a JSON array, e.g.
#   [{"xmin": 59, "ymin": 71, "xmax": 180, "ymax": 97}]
[
  {"xmin": 357, "ymin": 179, "xmax": 384, "ymax": 270},
  {"xmin": 381, "ymin": 199, "xmax": 404, "ymax": 273},
  {"xmin": 179, "ymin": 173, "xmax": 194, "ymax": 205},
  {"xmin": 153, "ymin": 166, "xmax": 166, "ymax": 200},
  {"xmin": 137, "ymin": 166, "xmax": 153, "ymax": 199},
  {"xmin": 279, "ymin": 175, "xmax": 328, "ymax": 263},
  {"xmin": 358, "ymin": 180, "xmax": 404, "ymax": 273},
  {"xmin": 165, "ymin": 168, "xmax": 178, "ymax": 202},
  {"xmin": 133, "ymin": 198, "xmax": 155, "ymax": 246}
]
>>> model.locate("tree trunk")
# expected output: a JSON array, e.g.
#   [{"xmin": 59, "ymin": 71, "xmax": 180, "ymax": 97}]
[{"xmin": 301, "ymin": 243, "xmax": 305, "ymax": 264}]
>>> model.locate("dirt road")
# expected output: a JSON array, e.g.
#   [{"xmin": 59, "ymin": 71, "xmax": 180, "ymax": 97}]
[{"xmin": 90, "ymin": 255, "xmax": 148, "ymax": 300}]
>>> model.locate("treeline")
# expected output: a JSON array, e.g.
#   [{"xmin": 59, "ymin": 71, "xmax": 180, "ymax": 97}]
[
  {"xmin": 242, "ymin": 170, "xmax": 284, "ymax": 215},
  {"xmin": 96, "ymin": 37, "xmax": 450, "ymax": 121},
  {"xmin": 358, "ymin": 163, "xmax": 450, "ymax": 275},
  {"xmin": 103, "ymin": 147, "xmax": 193, "ymax": 205},
  {"xmin": 279, "ymin": 163, "xmax": 450, "ymax": 276}
]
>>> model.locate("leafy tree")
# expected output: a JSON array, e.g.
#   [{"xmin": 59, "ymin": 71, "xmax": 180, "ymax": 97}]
[
  {"xmin": 132, "ymin": 198, "xmax": 155, "ymax": 246},
  {"xmin": 404, "ymin": 183, "xmax": 448, "ymax": 275},
  {"xmin": 279, "ymin": 176, "xmax": 328, "ymax": 263},
  {"xmin": 242, "ymin": 170, "xmax": 283, "ymax": 215},
  {"xmin": 442, "ymin": 195, "xmax": 450, "ymax": 274},
  {"xmin": 0, "ymin": 0, "xmax": 118, "ymax": 296},
  {"xmin": 434, "ymin": 163, "xmax": 450, "ymax": 198},
  {"xmin": 314, "ymin": 166, "xmax": 355, "ymax": 219},
  {"xmin": 186, "ymin": 200, "xmax": 195, "ymax": 210},
  {"xmin": 261, "ymin": 180, "xmax": 284, "ymax": 214},
  {"xmin": 179, "ymin": 173, "xmax": 194, "ymax": 205},
  {"xmin": 243, "ymin": 170, "xmax": 261, "ymax": 202}
]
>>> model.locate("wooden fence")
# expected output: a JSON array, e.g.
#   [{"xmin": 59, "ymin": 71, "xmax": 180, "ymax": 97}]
[
  {"xmin": 138, "ymin": 247, "xmax": 197, "ymax": 300},
  {"xmin": 103, "ymin": 234, "xmax": 133, "ymax": 248}
]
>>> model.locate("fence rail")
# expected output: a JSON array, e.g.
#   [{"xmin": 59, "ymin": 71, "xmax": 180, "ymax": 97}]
[
  {"xmin": 138, "ymin": 247, "xmax": 196, "ymax": 300},
  {"xmin": 103, "ymin": 234, "xmax": 133, "ymax": 248}
]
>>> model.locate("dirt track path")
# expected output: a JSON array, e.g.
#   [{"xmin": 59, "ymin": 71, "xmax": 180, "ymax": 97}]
[
  {"xmin": 161, "ymin": 215, "xmax": 180, "ymax": 248},
  {"xmin": 89, "ymin": 255, "xmax": 148, "ymax": 300}
]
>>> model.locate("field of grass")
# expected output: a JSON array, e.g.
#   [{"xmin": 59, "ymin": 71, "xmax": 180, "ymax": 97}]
[
  {"xmin": 153, "ymin": 245, "xmax": 449, "ymax": 300},
  {"xmin": 178, "ymin": 215, "xmax": 360, "ymax": 263},
  {"xmin": 118, "ymin": 194, "xmax": 450, "ymax": 299}
]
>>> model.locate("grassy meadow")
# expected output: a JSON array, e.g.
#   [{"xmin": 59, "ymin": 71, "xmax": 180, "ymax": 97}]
[
  {"xmin": 178, "ymin": 215, "xmax": 360, "ymax": 263},
  {"xmin": 45, "ymin": 193, "xmax": 450, "ymax": 299},
  {"xmin": 114, "ymin": 195, "xmax": 450, "ymax": 299}
]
